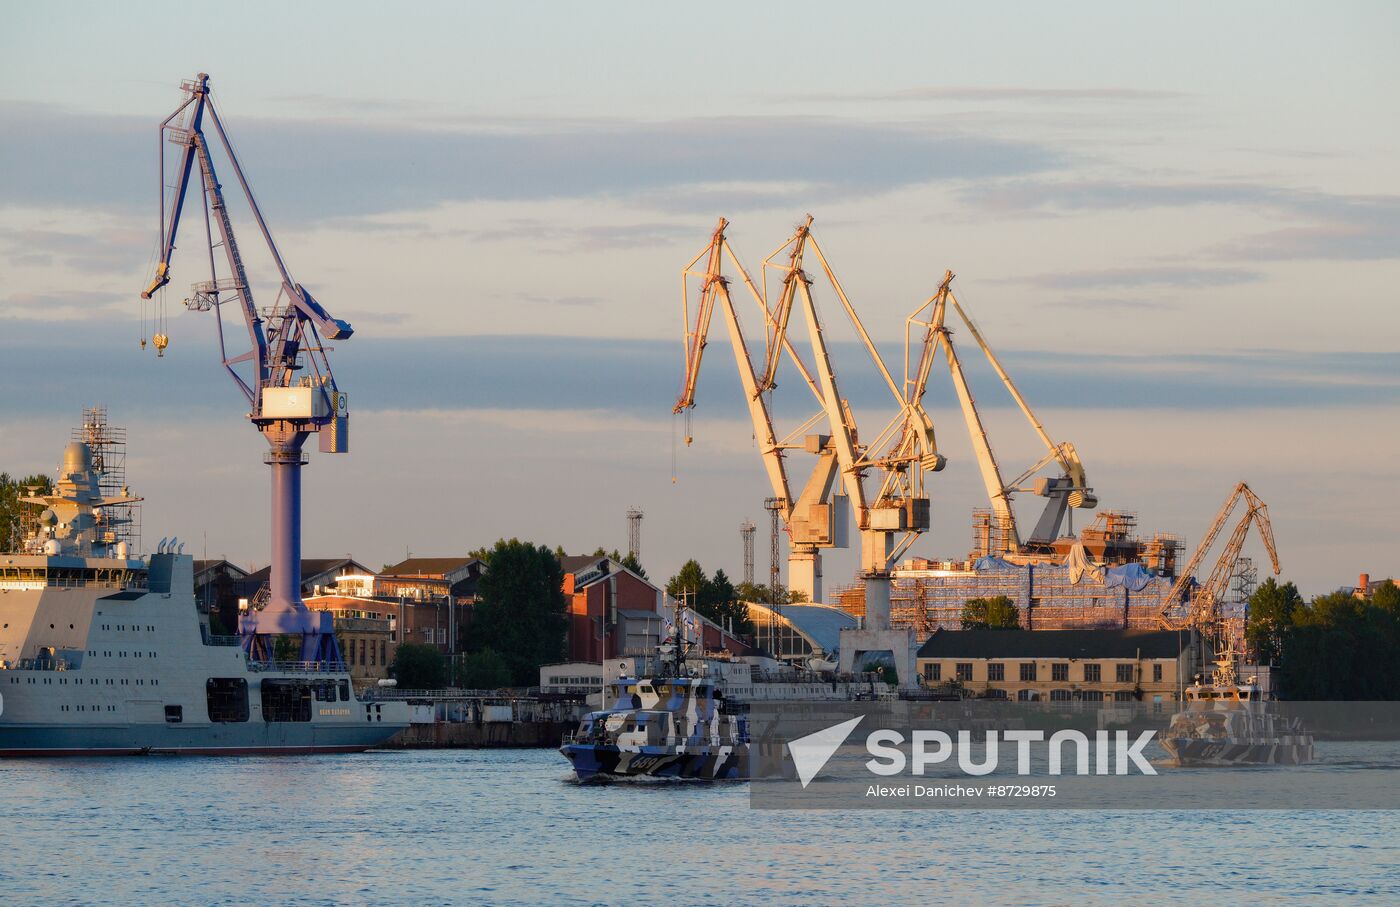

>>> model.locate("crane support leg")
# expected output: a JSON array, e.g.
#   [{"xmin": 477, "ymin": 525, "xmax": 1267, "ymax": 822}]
[
  {"xmin": 268, "ymin": 435, "xmax": 305, "ymax": 611},
  {"xmin": 789, "ymin": 546, "xmax": 822, "ymax": 604}
]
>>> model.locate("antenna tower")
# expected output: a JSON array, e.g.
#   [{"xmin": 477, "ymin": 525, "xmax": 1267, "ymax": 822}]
[
  {"xmin": 740, "ymin": 520, "xmax": 756, "ymax": 586},
  {"xmin": 626, "ymin": 508, "xmax": 643, "ymax": 560}
]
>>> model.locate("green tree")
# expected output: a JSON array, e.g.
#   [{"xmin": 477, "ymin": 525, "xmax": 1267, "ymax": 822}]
[
  {"xmin": 1245, "ymin": 577, "xmax": 1302, "ymax": 663},
  {"xmin": 703, "ymin": 568, "xmax": 753, "ymax": 636},
  {"xmin": 591, "ymin": 547, "xmax": 647, "ymax": 579},
  {"xmin": 0, "ymin": 472, "xmax": 53, "ymax": 549},
  {"xmin": 457, "ymin": 648, "xmax": 512, "ymax": 690},
  {"xmin": 961, "ymin": 595, "xmax": 1019, "ymax": 630},
  {"xmin": 736, "ymin": 581, "xmax": 773, "ymax": 604},
  {"xmin": 1372, "ymin": 581, "xmax": 1400, "ymax": 614},
  {"xmin": 666, "ymin": 561, "xmax": 755, "ymax": 638},
  {"xmin": 273, "ymin": 634, "xmax": 299, "ymax": 662},
  {"xmin": 469, "ymin": 538, "xmax": 568, "ymax": 686},
  {"xmin": 390, "ymin": 643, "xmax": 447, "ymax": 689},
  {"xmin": 1277, "ymin": 585, "xmax": 1400, "ymax": 700}
]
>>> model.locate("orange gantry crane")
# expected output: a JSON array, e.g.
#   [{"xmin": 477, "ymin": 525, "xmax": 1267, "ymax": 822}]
[{"xmin": 1158, "ymin": 482, "xmax": 1280, "ymax": 637}]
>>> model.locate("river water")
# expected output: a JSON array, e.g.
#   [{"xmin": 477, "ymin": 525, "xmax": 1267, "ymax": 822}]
[{"xmin": 1, "ymin": 748, "xmax": 1397, "ymax": 905}]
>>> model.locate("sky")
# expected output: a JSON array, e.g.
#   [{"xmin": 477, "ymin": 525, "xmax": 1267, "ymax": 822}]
[{"xmin": 0, "ymin": 1, "xmax": 1396, "ymax": 596}]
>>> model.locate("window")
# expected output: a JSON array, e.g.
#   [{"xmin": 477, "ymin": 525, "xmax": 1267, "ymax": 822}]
[
  {"xmin": 164, "ymin": 705, "xmax": 183, "ymax": 723},
  {"xmin": 358, "ymin": 640, "xmax": 366, "ymax": 667},
  {"xmin": 1152, "ymin": 663, "xmax": 1163, "ymax": 682},
  {"xmin": 369, "ymin": 640, "xmax": 376, "ymax": 667},
  {"xmin": 1051, "ymin": 663, "xmax": 1069, "ymax": 682},
  {"xmin": 987, "ymin": 663, "xmax": 1005, "ymax": 682},
  {"xmin": 1116, "ymin": 663, "xmax": 1135, "ymax": 683},
  {"xmin": 1114, "ymin": 690, "xmax": 1135, "ymax": 702},
  {"xmin": 1019, "ymin": 662, "xmax": 1037, "ymax": 682},
  {"xmin": 1083, "ymin": 663, "xmax": 1101, "ymax": 682},
  {"xmin": 380, "ymin": 641, "xmax": 387, "ymax": 666},
  {"xmin": 1081, "ymin": 690, "xmax": 1104, "ymax": 702},
  {"xmin": 955, "ymin": 662, "xmax": 973, "ymax": 682},
  {"xmin": 1049, "ymin": 689, "xmax": 1072, "ymax": 701},
  {"xmin": 923, "ymin": 662, "xmax": 941, "ymax": 682},
  {"xmin": 206, "ymin": 678, "xmax": 250, "ymax": 723},
  {"xmin": 1017, "ymin": 689, "xmax": 1039, "ymax": 701},
  {"xmin": 261, "ymin": 680, "xmax": 313, "ymax": 722}
]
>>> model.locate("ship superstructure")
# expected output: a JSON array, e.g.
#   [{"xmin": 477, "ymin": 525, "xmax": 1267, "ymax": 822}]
[{"xmin": 0, "ymin": 434, "xmax": 407, "ymax": 755}]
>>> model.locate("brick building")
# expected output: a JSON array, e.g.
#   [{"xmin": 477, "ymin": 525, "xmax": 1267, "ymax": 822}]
[
  {"xmin": 560, "ymin": 555, "xmax": 665, "ymax": 663},
  {"xmin": 245, "ymin": 557, "xmax": 376, "ymax": 600},
  {"xmin": 377, "ymin": 556, "xmax": 485, "ymax": 605},
  {"xmin": 305, "ymin": 593, "xmax": 466, "ymax": 656}
]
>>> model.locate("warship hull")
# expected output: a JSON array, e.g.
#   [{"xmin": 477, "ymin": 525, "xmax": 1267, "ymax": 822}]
[
  {"xmin": 1160, "ymin": 736, "xmax": 1314, "ymax": 767},
  {"xmin": 0, "ymin": 720, "xmax": 399, "ymax": 756},
  {"xmin": 561, "ymin": 741, "xmax": 747, "ymax": 781},
  {"xmin": 1, "ymin": 553, "xmax": 409, "ymax": 757}
]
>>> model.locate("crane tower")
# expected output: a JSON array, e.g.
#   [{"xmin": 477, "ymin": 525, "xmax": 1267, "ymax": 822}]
[{"xmin": 139, "ymin": 74, "xmax": 351, "ymax": 666}]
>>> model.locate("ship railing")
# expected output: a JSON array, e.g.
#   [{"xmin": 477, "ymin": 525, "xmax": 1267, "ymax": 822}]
[
  {"xmin": 245, "ymin": 659, "xmax": 348, "ymax": 674},
  {"xmin": 371, "ymin": 688, "xmax": 513, "ymax": 700},
  {"xmin": 199, "ymin": 627, "xmax": 242, "ymax": 647}
]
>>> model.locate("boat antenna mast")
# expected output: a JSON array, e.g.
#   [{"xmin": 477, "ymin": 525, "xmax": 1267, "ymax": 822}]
[{"xmin": 139, "ymin": 73, "xmax": 352, "ymax": 666}]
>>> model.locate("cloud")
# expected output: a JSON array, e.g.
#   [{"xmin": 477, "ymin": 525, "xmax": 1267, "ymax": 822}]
[
  {"xmin": 0, "ymin": 322, "xmax": 1392, "ymax": 419},
  {"xmin": 514, "ymin": 295, "xmax": 602, "ymax": 307},
  {"xmin": 961, "ymin": 179, "xmax": 1400, "ymax": 261},
  {"xmin": 0, "ymin": 102, "xmax": 1063, "ymax": 222},
  {"xmin": 0, "ymin": 225, "xmax": 149, "ymax": 274},
  {"xmin": 0, "ymin": 290, "xmax": 128, "ymax": 320},
  {"xmin": 793, "ymin": 86, "xmax": 1189, "ymax": 104},
  {"xmin": 1013, "ymin": 266, "xmax": 1261, "ymax": 290}
]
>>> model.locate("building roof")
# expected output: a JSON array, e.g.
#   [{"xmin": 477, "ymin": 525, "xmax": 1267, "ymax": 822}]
[
  {"xmin": 246, "ymin": 557, "xmax": 371, "ymax": 587},
  {"xmin": 745, "ymin": 602, "xmax": 857, "ymax": 654},
  {"xmin": 917, "ymin": 629, "xmax": 1184, "ymax": 660},
  {"xmin": 559, "ymin": 555, "xmax": 605, "ymax": 574},
  {"xmin": 380, "ymin": 556, "xmax": 482, "ymax": 578},
  {"xmin": 192, "ymin": 559, "xmax": 249, "ymax": 579},
  {"xmin": 560, "ymin": 555, "xmax": 657, "ymax": 594}
]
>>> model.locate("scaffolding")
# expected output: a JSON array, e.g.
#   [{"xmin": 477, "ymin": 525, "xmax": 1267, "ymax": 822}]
[
  {"xmin": 72, "ymin": 406, "xmax": 141, "ymax": 553},
  {"xmin": 837, "ymin": 510, "xmax": 1187, "ymax": 634}
]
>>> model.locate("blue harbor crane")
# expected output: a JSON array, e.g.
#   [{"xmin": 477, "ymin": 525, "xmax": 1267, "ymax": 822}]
[{"xmin": 140, "ymin": 73, "xmax": 350, "ymax": 666}]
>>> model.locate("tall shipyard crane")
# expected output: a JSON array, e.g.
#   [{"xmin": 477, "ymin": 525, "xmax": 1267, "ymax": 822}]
[
  {"xmin": 676, "ymin": 216, "xmax": 946, "ymax": 654},
  {"xmin": 1158, "ymin": 482, "xmax": 1280, "ymax": 641},
  {"xmin": 908, "ymin": 276, "xmax": 1098, "ymax": 560},
  {"xmin": 676, "ymin": 218, "xmax": 848, "ymax": 602},
  {"xmin": 139, "ymin": 73, "xmax": 351, "ymax": 665}
]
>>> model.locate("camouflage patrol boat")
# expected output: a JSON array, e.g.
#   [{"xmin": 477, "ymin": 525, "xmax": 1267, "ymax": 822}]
[
  {"xmin": 1161, "ymin": 654, "xmax": 1313, "ymax": 766},
  {"xmin": 560, "ymin": 659, "xmax": 750, "ymax": 781},
  {"xmin": 560, "ymin": 592, "xmax": 752, "ymax": 781}
]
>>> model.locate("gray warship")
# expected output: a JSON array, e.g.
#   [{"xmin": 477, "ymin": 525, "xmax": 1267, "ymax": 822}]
[{"xmin": 0, "ymin": 436, "xmax": 408, "ymax": 755}]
